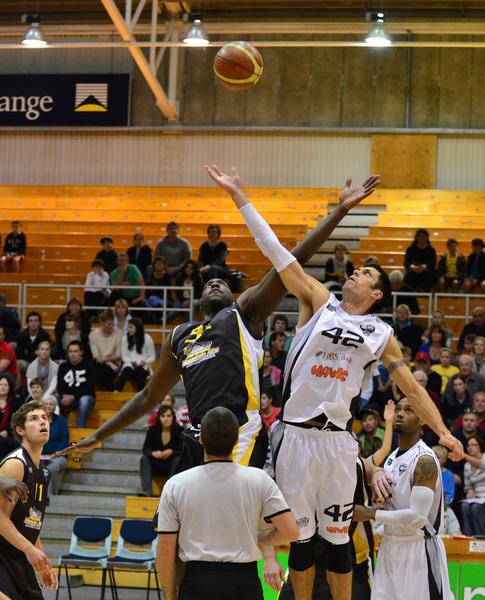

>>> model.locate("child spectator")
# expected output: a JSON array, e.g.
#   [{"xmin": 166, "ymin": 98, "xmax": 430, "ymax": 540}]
[
  {"xmin": 463, "ymin": 238, "xmax": 485, "ymax": 293},
  {"xmin": 26, "ymin": 341, "xmax": 58, "ymax": 399},
  {"xmin": 54, "ymin": 298, "xmax": 91, "ymax": 352},
  {"xmin": 403, "ymin": 228, "xmax": 437, "ymax": 292},
  {"xmin": 127, "ymin": 232, "xmax": 152, "ymax": 278},
  {"xmin": 458, "ymin": 306, "xmax": 485, "ymax": 351},
  {"xmin": 83, "ymin": 259, "xmax": 110, "ymax": 314},
  {"xmin": 471, "ymin": 336, "xmax": 485, "ymax": 376},
  {"xmin": 57, "ymin": 341, "xmax": 96, "ymax": 427},
  {"xmin": 0, "ymin": 326, "xmax": 17, "ymax": 384},
  {"xmin": 437, "ymin": 238, "xmax": 466, "ymax": 292},
  {"xmin": 139, "ymin": 406, "xmax": 183, "ymax": 497},
  {"xmin": 41, "ymin": 396, "xmax": 69, "ymax": 496},
  {"xmin": 264, "ymin": 315, "xmax": 293, "ymax": 352},
  {"xmin": 89, "ymin": 309, "xmax": 122, "ymax": 391},
  {"xmin": 168, "ymin": 260, "xmax": 203, "ymax": 323},
  {"xmin": 16, "ymin": 311, "xmax": 51, "ymax": 383},
  {"xmin": 154, "ymin": 221, "xmax": 192, "ymax": 277},
  {"xmin": 0, "ymin": 220, "xmax": 26, "ymax": 273},
  {"xmin": 418, "ymin": 325, "xmax": 448, "ymax": 365},
  {"xmin": 393, "ymin": 304, "xmax": 423, "ymax": 357},
  {"xmin": 96, "ymin": 236, "xmax": 118, "ymax": 274},
  {"xmin": 431, "ymin": 348, "xmax": 460, "ymax": 394},
  {"xmin": 323, "ymin": 243, "xmax": 354, "ymax": 290},
  {"xmin": 433, "ymin": 445, "xmax": 462, "ymax": 536},
  {"xmin": 0, "ymin": 375, "xmax": 21, "ymax": 459},
  {"xmin": 116, "ymin": 318, "xmax": 155, "ymax": 392},
  {"xmin": 260, "ymin": 389, "xmax": 281, "ymax": 430},
  {"xmin": 461, "ymin": 435, "xmax": 485, "ymax": 536},
  {"xmin": 113, "ymin": 298, "xmax": 132, "ymax": 335}
]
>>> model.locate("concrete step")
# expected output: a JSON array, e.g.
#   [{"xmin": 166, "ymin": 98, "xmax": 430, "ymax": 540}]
[
  {"xmin": 60, "ymin": 482, "xmax": 138, "ymax": 496},
  {"xmin": 320, "ymin": 239, "xmax": 360, "ymax": 251},
  {"xmin": 340, "ymin": 214, "xmax": 377, "ymax": 227},
  {"xmin": 84, "ymin": 449, "xmax": 142, "ymax": 468},
  {"xmin": 331, "ymin": 226, "xmax": 369, "ymax": 239},
  {"xmin": 46, "ymin": 494, "xmax": 125, "ymax": 517},
  {"xmin": 78, "ymin": 460, "xmax": 139, "ymax": 473},
  {"xmin": 43, "ymin": 514, "xmax": 85, "ymax": 540},
  {"xmin": 104, "ymin": 431, "xmax": 146, "ymax": 451},
  {"xmin": 64, "ymin": 470, "xmax": 140, "ymax": 488},
  {"xmin": 43, "ymin": 539, "xmax": 70, "ymax": 560}
]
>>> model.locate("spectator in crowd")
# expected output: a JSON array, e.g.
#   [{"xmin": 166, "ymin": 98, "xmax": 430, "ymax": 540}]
[
  {"xmin": 471, "ymin": 336, "xmax": 485, "ymax": 376},
  {"xmin": 357, "ymin": 408, "xmax": 384, "ymax": 459},
  {"xmin": 392, "ymin": 304, "xmax": 423, "ymax": 357},
  {"xmin": 413, "ymin": 369, "xmax": 442, "ymax": 445},
  {"xmin": 261, "ymin": 350, "xmax": 283, "ymax": 406},
  {"xmin": 431, "ymin": 348, "xmax": 460, "ymax": 394},
  {"xmin": 0, "ymin": 326, "xmax": 17, "ymax": 385},
  {"xmin": 453, "ymin": 391, "xmax": 485, "ymax": 435},
  {"xmin": 113, "ymin": 298, "xmax": 132, "ymax": 334},
  {"xmin": 42, "ymin": 395, "xmax": 69, "ymax": 496},
  {"xmin": 433, "ymin": 446, "xmax": 462, "ymax": 536},
  {"xmin": 145, "ymin": 393, "xmax": 176, "ymax": 430},
  {"xmin": 386, "ymin": 270, "xmax": 420, "ymax": 315},
  {"xmin": 26, "ymin": 340, "xmax": 58, "ymax": 399},
  {"xmin": 268, "ymin": 331, "xmax": 287, "ymax": 375},
  {"xmin": 145, "ymin": 257, "xmax": 172, "ymax": 323},
  {"xmin": 198, "ymin": 224, "xmax": 231, "ymax": 282},
  {"xmin": 0, "ymin": 294, "xmax": 20, "ymax": 349},
  {"xmin": 110, "ymin": 253, "xmax": 145, "ymax": 309},
  {"xmin": 463, "ymin": 238, "xmax": 485, "ymax": 293},
  {"xmin": 116, "ymin": 318, "xmax": 155, "ymax": 392},
  {"xmin": 0, "ymin": 220, "xmax": 26, "ymax": 273},
  {"xmin": 54, "ymin": 313, "xmax": 88, "ymax": 362},
  {"xmin": 57, "ymin": 341, "xmax": 96, "ymax": 427},
  {"xmin": 139, "ymin": 405, "xmax": 183, "ymax": 497},
  {"xmin": 418, "ymin": 326, "xmax": 448, "ymax": 365},
  {"xmin": 89, "ymin": 309, "xmax": 122, "ymax": 392},
  {"xmin": 403, "ymin": 228, "xmax": 437, "ymax": 292},
  {"xmin": 442, "ymin": 375, "xmax": 472, "ymax": 427},
  {"xmin": 16, "ymin": 311, "xmax": 51, "ymax": 383},
  {"xmin": 27, "ymin": 377, "xmax": 49, "ymax": 403},
  {"xmin": 154, "ymin": 221, "xmax": 192, "ymax": 277},
  {"xmin": 260, "ymin": 388, "xmax": 281, "ymax": 430},
  {"xmin": 422, "ymin": 309, "xmax": 453, "ymax": 347},
  {"xmin": 0, "ymin": 375, "xmax": 20, "ymax": 459},
  {"xmin": 413, "ymin": 352, "xmax": 443, "ymax": 396},
  {"xmin": 452, "ymin": 408, "xmax": 484, "ymax": 448},
  {"xmin": 358, "ymin": 400, "xmax": 395, "ymax": 467},
  {"xmin": 443, "ymin": 354, "xmax": 485, "ymax": 409},
  {"xmin": 461, "ymin": 435, "xmax": 485, "ymax": 536},
  {"xmin": 127, "ymin": 232, "xmax": 152, "ymax": 278},
  {"xmin": 463, "ymin": 334, "xmax": 477, "ymax": 358},
  {"xmin": 264, "ymin": 315, "xmax": 293, "ymax": 353},
  {"xmin": 96, "ymin": 236, "xmax": 118, "ymax": 274},
  {"xmin": 323, "ymin": 243, "xmax": 354, "ymax": 290},
  {"xmin": 458, "ymin": 306, "xmax": 485, "ymax": 351},
  {"xmin": 168, "ymin": 260, "xmax": 203, "ymax": 323},
  {"xmin": 437, "ymin": 238, "xmax": 466, "ymax": 292},
  {"xmin": 54, "ymin": 298, "xmax": 91, "ymax": 351},
  {"xmin": 83, "ymin": 259, "xmax": 110, "ymax": 315},
  {"xmin": 175, "ymin": 403, "xmax": 192, "ymax": 430}
]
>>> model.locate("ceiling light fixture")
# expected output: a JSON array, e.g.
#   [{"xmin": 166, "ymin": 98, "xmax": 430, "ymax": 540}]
[
  {"xmin": 21, "ymin": 15, "xmax": 47, "ymax": 48},
  {"xmin": 183, "ymin": 17, "xmax": 209, "ymax": 46},
  {"xmin": 365, "ymin": 13, "xmax": 392, "ymax": 47}
]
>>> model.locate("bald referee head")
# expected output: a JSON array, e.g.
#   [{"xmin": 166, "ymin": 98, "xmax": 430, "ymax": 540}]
[{"xmin": 200, "ymin": 406, "xmax": 239, "ymax": 458}]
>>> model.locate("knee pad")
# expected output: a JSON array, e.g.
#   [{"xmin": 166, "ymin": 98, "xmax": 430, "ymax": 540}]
[
  {"xmin": 323, "ymin": 539, "xmax": 352, "ymax": 574},
  {"xmin": 288, "ymin": 536, "xmax": 317, "ymax": 571}
]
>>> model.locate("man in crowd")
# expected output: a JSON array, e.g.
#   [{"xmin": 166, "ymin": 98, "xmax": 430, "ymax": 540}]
[
  {"xmin": 413, "ymin": 351, "xmax": 442, "ymax": 397},
  {"xmin": 16, "ymin": 312, "xmax": 51, "ymax": 384},
  {"xmin": 442, "ymin": 354, "xmax": 485, "ymax": 405},
  {"xmin": 452, "ymin": 408, "xmax": 484, "ymax": 447},
  {"xmin": 265, "ymin": 314, "xmax": 293, "ymax": 352},
  {"xmin": 268, "ymin": 331, "xmax": 287, "ymax": 374},
  {"xmin": 453, "ymin": 390, "xmax": 485, "ymax": 434},
  {"xmin": 89, "ymin": 309, "xmax": 122, "ymax": 391},
  {"xmin": 127, "ymin": 232, "xmax": 152, "ymax": 278},
  {"xmin": 154, "ymin": 222, "xmax": 192, "ymax": 277},
  {"xmin": 387, "ymin": 270, "xmax": 420, "ymax": 315},
  {"xmin": 109, "ymin": 254, "xmax": 145, "ymax": 309},
  {"xmin": 0, "ymin": 220, "xmax": 26, "ymax": 273},
  {"xmin": 57, "ymin": 341, "xmax": 96, "ymax": 428},
  {"xmin": 358, "ymin": 408, "xmax": 384, "ymax": 459},
  {"xmin": 458, "ymin": 306, "xmax": 485, "ymax": 351},
  {"xmin": 96, "ymin": 236, "xmax": 118, "ymax": 274},
  {"xmin": 463, "ymin": 238, "xmax": 485, "ymax": 293},
  {"xmin": 393, "ymin": 304, "xmax": 423, "ymax": 357}
]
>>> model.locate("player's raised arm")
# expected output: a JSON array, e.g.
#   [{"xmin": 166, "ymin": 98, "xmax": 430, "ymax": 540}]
[
  {"xmin": 381, "ymin": 336, "xmax": 463, "ymax": 461},
  {"xmin": 206, "ymin": 165, "xmax": 380, "ymax": 330}
]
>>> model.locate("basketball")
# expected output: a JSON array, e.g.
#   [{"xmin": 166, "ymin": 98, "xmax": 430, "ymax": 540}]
[{"xmin": 214, "ymin": 41, "xmax": 263, "ymax": 90}]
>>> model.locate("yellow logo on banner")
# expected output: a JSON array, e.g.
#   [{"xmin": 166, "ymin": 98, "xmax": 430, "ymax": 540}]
[{"xmin": 74, "ymin": 83, "xmax": 108, "ymax": 112}]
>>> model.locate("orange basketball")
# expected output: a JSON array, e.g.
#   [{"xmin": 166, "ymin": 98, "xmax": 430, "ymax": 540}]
[{"xmin": 214, "ymin": 41, "xmax": 263, "ymax": 90}]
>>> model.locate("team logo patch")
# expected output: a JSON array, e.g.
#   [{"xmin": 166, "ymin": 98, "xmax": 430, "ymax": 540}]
[
  {"xmin": 74, "ymin": 83, "xmax": 108, "ymax": 112},
  {"xmin": 296, "ymin": 516, "xmax": 310, "ymax": 529},
  {"xmin": 24, "ymin": 506, "xmax": 43, "ymax": 530},
  {"xmin": 326, "ymin": 304, "xmax": 337, "ymax": 312},
  {"xmin": 386, "ymin": 458, "xmax": 393, "ymax": 466},
  {"xmin": 399, "ymin": 464, "xmax": 408, "ymax": 474},
  {"xmin": 326, "ymin": 525, "xmax": 349, "ymax": 534},
  {"xmin": 360, "ymin": 324, "xmax": 376, "ymax": 336},
  {"xmin": 182, "ymin": 341, "xmax": 220, "ymax": 369},
  {"xmin": 311, "ymin": 364, "xmax": 348, "ymax": 382}
]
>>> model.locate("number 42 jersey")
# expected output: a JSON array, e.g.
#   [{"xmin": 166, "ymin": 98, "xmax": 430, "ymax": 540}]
[{"xmin": 282, "ymin": 294, "xmax": 392, "ymax": 429}]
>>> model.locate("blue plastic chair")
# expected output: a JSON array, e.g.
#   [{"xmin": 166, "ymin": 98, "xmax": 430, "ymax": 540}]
[
  {"xmin": 107, "ymin": 519, "xmax": 161, "ymax": 600},
  {"xmin": 56, "ymin": 516, "xmax": 114, "ymax": 600}
]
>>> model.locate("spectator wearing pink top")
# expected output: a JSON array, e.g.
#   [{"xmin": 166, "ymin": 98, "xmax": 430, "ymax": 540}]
[{"xmin": 261, "ymin": 349, "xmax": 282, "ymax": 405}]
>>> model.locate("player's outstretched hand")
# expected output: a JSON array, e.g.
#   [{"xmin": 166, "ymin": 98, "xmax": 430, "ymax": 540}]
[
  {"xmin": 263, "ymin": 555, "xmax": 286, "ymax": 591},
  {"xmin": 0, "ymin": 476, "xmax": 28, "ymax": 503},
  {"xmin": 54, "ymin": 434, "xmax": 99, "ymax": 457},
  {"xmin": 205, "ymin": 165, "xmax": 244, "ymax": 198},
  {"xmin": 439, "ymin": 431, "xmax": 464, "ymax": 462},
  {"xmin": 383, "ymin": 399, "xmax": 395, "ymax": 423},
  {"xmin": 371, "ymin": 469, "xmax": 393, "ymax": 505},
  {"xmin": 339, "ymin": 175, "xmax": 380, "ymax": 211}
]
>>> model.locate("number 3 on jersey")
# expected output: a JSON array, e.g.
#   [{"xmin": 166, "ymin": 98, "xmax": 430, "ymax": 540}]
[{"xmin": 321, "ymin": 327, "xmax": 364, "ymax": 349}]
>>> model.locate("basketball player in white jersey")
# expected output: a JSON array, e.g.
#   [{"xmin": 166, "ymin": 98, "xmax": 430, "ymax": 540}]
[
  {"xmin": 207, "ymin": 165, "xmax": 463, "ymax": 600},
  {"xmin": 353, "ymin": 398, "xmax": 453, "ymax": 600}
]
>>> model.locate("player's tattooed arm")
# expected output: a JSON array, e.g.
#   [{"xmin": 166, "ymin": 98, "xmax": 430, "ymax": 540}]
[
  {"xmin": 387, "ymin": 360, "xmax": 406, "ymax": 375},
  {"xmin": 413, "ymin": 455, "xmax": 438, "ymax": 490}
]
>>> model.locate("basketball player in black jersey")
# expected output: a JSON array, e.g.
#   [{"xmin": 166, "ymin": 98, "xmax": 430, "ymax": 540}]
[
  {"xmin": 62, "ymin": 168, "xmax": 380, "ymax": 467},
  {"xmin": 0, "ymin": 400, "xmax": 57, "ymax": 599}
]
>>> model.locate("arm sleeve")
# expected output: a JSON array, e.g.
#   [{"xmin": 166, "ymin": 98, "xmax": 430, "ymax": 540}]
[
  {"xmin": 88, "ymin": 331, "xmax": 100, "ymax": 359},
  {"xmin": 375, "ymin": 486, "xmax": 434, "ymax": 530},
  {"xmin": 239, "ymin": 203, "xmax": 296, "ymax": 273},
  {"xmin": 261, "ymin": 472, "xmax": 291, "ymax": 523},
  {"xmin": 157, "ymin": 482, "xmax": 180, "ymax": 533}
]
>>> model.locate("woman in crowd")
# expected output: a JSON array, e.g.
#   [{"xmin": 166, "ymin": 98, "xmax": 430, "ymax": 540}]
[
  {"xmin": 0, "ymin": 375, "xmax": 21, "ymax": 460},
  {"xmin": 323, "ymin": 243, "xmax": 354, "ymax": 290},
  {"xmin": 113, "ymin": 298, "xmax": 132, "ymax": 334},
  {"xmin": 442, "ymin": 374, "xmax": 472, "ymax": 426},
  {"xmin": 422, "ymin": 309, "xmax": 453, "ymax": 347},
  {"xmin": 197, "ymin": 224, "xmax": 231, "ymax": 281},
  {"xmin": 461, "ymin": 435, "xmax": 485, "ymax": 536},
  {"xmin": 139, "ymin": 405, "xmax": 183, "ymax": 497},
  {"xmin": 42, "ymin": 396, "xmax": 69, "ymax": 496},
  {"xmin": 403, "ymin": 228, "xmax": 437, "ymax": 292},
  {"xmin": 26, "ymin": 340, "xmax": 58, "ymax": 398},
  {"xmin": 116, "ymin": 318, "xmax": 156, "ymax": 391},
  {"xmin": 54, "ymin": 298, "xmax": 91, "ymax": 347},
  {"xmin": 471, "ymin": 336, "xmax": 485, "ymax": 376},
  {"xmin": 261, "ymin": 349, "xmax": 283, "ymax": 405},
  {"xmin": 169, "ymin": 259, "xmax": 204, "ymax": 322},
  {"xmin": 418, "ymin": 325, "xmax": 448, "ymax": 365},
  {"xmin": 145, "ymin": 256, "xmax": 172, "ymax": 323},
  {"xmin": 54, "ymin": 313, "xmax": 86, "ymax": 361}
]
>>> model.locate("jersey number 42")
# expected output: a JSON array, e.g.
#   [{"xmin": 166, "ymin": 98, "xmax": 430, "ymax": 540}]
[{"xmin": 321, "ymin": 327, "xmax": 364, "ymax": 349}]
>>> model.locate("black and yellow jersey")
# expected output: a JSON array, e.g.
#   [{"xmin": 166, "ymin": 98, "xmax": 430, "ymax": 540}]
[
  {"xmin": 0, "ymin": 446, "xmax": 50, "ymax": 555},
  {"xmin": 170, "ymin": 302, "xmax": 264, "ymax": 426}
]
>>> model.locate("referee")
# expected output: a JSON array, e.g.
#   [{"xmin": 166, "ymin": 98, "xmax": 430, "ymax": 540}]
[{"xmin": 156, "ymin": 407, "xmax": 299, "ymax": 600}]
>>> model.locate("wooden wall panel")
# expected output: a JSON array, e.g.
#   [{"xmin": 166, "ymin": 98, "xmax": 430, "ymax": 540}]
[
  {"xmin": 371, "ymin": 134, "xmax": 437, "ymax": 189},
  {"xmin": 182, "ymin": 46, "xmax": 217, "ymax": 126},
  {"xmin": 470, "ymin": 45, "xmax": 485, "ymax": 128},
  {"xmin": 276, "ymin": 41, "xmax": 312, "ymax": 126},
  {"xmin": 438, "ymin": 42, "xmax": 473, "ymax": 128},
  {"xmin": 410, "ymin": 45, "xmax": 440, "ymax": 128},
  {"xmin": 308, "ymin": 46, "xmax": 344, "ymax": 126},
  {"xmin": 341, "ymin": 48, "xmax": 375, "ymax": 127},
  {"xmin": 373, "ymin": 48, "xmax": 407, "ymax": 127},
  {"xmin": 247, "ymin": 36, "xmax": 280, "ymax": 126}
]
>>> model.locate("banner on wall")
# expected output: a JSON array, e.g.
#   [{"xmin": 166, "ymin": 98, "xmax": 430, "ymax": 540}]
[{"xmin": 0, "ymin": 74, "xmax": 130, "ymax": 126}]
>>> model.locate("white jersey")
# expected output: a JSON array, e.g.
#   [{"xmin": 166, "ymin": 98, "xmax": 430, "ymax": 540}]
[
  {"xmin": 382, "ymin": 439, "xmax": 444, "ymax": 538},
  {"xmin": 282, "ymin": 294, "xmax": 392, "ymax": 429}
]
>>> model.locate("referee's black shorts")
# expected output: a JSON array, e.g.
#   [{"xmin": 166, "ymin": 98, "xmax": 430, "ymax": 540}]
[
  {"xmin": 179, "ymin": 561, "xmax": 263, "ymax": 600},
  {"xmin": 0, "ymin": 551, "xmax": 43, "ymax": 600}
]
